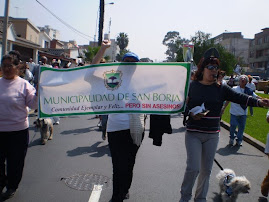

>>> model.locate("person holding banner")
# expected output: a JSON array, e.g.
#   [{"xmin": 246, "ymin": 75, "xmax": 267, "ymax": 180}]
[
  {"xmin": 92, "ymin": 41, "xmax": 144, "ymax": 202},
  {"xmin": 0, "ymin": 53, "xmax": 38, "ymax": 199},
  {"xmin": 179, "ymin": 48, "xmax": 269, "ymax": 202},
  {"xmin": 99, "ymin": 58, "xmax": 108, "ymax": 140}
]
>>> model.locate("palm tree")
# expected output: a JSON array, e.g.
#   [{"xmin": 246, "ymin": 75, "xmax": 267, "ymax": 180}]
[{"xmin": 116, "ymin": 32, "xmax": 129, "ymax": 51}]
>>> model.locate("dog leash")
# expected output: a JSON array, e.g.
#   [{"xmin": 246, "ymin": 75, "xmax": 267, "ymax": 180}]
[{"xmin": 214, "ymin": 158, "xmax": 223, "ymax": 170}]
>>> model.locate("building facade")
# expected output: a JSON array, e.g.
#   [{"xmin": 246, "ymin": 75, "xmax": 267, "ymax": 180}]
[
  {"xmin": 39, "ymin": 30, "xmax": 51, "ymax": 48},
  {"xmin": 249, "ymin": 28, "xmax": 269, "ymax": 79},
  {"xmin": 38, "ymin": 25, "xmax": 60, "ymax": 40},
  {"xmin": 212, "ymin": 32, "xmax": 251, "ymax": 65},
  {"xmin": 0, "ymin": 17, "xmax": 40, "ymax": 62}
]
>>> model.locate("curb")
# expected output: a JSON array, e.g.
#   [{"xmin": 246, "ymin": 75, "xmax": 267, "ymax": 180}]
[{"xmin": 220, "ymin": 120, "xmax": 266, "ymax": 153}]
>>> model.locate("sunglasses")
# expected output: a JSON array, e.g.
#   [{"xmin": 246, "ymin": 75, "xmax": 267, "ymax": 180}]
[{"xmin": 206, "ymin": 65, "xmax": 219, "ymax": 70}]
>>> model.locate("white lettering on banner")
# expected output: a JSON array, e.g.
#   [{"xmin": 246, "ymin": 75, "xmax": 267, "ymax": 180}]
[{"xmin": 38, "ymin": 63, "xmax": 190, "ymax": 118}]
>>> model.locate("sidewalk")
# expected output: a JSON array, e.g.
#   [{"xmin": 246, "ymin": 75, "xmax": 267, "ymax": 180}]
[{"xmin": 220, "ymin": 120, "xmax": 266, "ymax": 152}]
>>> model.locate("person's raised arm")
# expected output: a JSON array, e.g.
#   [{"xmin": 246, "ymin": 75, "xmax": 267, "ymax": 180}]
[{"xmin": 91, "ymin": 40, "xmax": 111, "ymax": 64}]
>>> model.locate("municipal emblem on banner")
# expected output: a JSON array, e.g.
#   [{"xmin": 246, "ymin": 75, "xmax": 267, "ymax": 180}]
[{"xmin": 103, "ymin": 70, "xmax": 122, "ymax": 90}]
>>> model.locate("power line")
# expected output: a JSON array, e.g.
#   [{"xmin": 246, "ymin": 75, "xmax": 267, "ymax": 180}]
[{"xmin": 36, "ymin": 0, "xmax": 94, "ymax": 41}]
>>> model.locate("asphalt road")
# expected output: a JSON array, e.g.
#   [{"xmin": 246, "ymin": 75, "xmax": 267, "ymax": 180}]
[{"xmin": 2, "ymin": 113, "xmax": 268, "ymax": 202}]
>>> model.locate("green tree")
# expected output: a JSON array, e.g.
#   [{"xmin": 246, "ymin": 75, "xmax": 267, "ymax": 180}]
[
  {"xmin": 84, "ymin": 46, "xmax": 100, "ymax": 63},
  {"xmin": 162, "ymin": 31, "xmax": 181, "ymax": 62},
  {"xmin": 116, "ymin": 32, "xmax": 129, "ymax": 51},
  {"xmin": 190, "ymin": 31, "xmax": 212, "ymax": 63},
  {"xmin": 190, "ymin": 31, "xmax": 237, "ymax": 75},
  {"xmin": 215, "ymin": 44, "xmax": 237, "ymax": 75},
  {"xmin": 163, "ymin": 31, "xmax": 189, "ymax": 62},
  {"xmin": 116, "ymin": 49, "xmax": 129, "ymax": 62},
  {"xmin": 116, "ymin": 32, "xmax": 129, "ymax": 61},
  {"xmin": 104, "ymin": 55, "xmax": 110, "ymax": 62}
]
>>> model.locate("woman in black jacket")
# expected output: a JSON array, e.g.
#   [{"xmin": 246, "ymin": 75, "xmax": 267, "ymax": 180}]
[{"xmin": 179, "ymin": 48, "xmax": 269, "ymax": 202}]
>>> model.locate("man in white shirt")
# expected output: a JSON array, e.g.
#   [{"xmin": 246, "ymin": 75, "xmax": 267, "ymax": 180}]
[
  {"xmin": 246, "ymin": 75, "xmax": 256, "ymax": 116},
  {"xmin": 223, "ymin": 75, "xmax": 259, "ymax": 146},
  {"xmin": 27, "ymin": 58, "xmax": 36, "ymax": 73}
]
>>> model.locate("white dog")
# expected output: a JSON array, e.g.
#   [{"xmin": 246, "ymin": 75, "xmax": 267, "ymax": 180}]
[
  {"xmin": 216, "ymin": 168, "xmax": 251, "ymax": 202},
  {"xmin": 35, "ymin": 118, "xmax": 54, "ymax": 145}
]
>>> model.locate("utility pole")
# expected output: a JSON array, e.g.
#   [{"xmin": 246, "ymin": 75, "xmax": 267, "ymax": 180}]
[
  {"xmin": 2, "ymin": 0, "xmax": 9, "ymax": 58},
  {"xmin": 98, "ymin": 0, "xmax": 104, "ymax": 46}
]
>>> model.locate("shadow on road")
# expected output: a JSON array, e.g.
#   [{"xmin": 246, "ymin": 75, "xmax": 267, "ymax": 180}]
[
  {"xmin": 211, "ymin": 192, "xmax": 222, "ymax": 202},
  {"xmin": 60, "ymin": 126, "xmax": 98, "ymax": 135},
  {"xmin": 217, "ymin": 145, "xmax": 264, "ymax": 157},
  {"xmin": 66, "ymin": 141, "xmax": 111, "ymax": 157},
  {"xmin": 172, "ymin": 126, "xmax": 186, "ymax": 133},
  {"xmin": 258, "ymin": 197, "xmax": 268, "ymax": 202},
  {"xmin": 28, "ymin": 138, "xmax": 42, "ymax": 148}
]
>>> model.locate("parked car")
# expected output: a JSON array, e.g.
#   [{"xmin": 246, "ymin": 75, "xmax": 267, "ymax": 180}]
[
  {"xmin": 252, "ymin": 76, "xmax": 260, "ymax": 81},
  {"xmin": 251, "ymin": 76, "xmax": 259, "ymax": 86},
  {"xmin": 230, "ymin": 76, "xmax": 240, "ymax": 86},
  {"xmin": 252, "ymin": 78, "xmax": 258, "ymax": 87},
  {"xmin": 223, "ymin": 76, "xmax": 230, "ymax": 83}
]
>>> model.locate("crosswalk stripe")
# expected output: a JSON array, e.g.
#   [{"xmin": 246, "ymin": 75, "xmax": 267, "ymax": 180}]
[{"xmin": 88, "ymin": 185, "xmax": 103, "ymax": 202}]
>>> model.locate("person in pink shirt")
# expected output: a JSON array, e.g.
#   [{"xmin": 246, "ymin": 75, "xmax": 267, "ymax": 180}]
[{"xmin": 0, "ymin": 52, "xmax": 38, "ymax": 200}]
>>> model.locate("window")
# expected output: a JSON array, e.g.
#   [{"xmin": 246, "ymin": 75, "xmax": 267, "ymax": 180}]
[
  {"xmin": 44, "ymin": 41, "xmax": 49, "ymax": 48},
  {"xmin": 265, "ymin": 35, "xmax": 269, "ymax": 43},
  {"xmin": 249, "ymin": 51, "xmax": 254, "ymax": 58},
  {"xmin": 256, "ymin": 50, "xmax": 263, "ymax": 57},
  {"xmin": 265, "ymin": 49, "xmax": 269, "ymax": 56},
  {"xmin": 257, "ymin": 37, "xmax": 263, "ymax": 45}
]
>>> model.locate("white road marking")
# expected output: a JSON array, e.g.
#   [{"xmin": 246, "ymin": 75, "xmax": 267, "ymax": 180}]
[{"xmin": 88, "ymin": 185, "xmax": 103, "ymax": 202}]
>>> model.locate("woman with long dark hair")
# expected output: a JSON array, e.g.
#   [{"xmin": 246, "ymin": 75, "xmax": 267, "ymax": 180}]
[{"xmin": 179, "ymin": 48, "xmax": 269, "ymax": 202}]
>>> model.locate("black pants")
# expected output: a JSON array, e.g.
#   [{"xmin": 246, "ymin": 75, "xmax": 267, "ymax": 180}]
[
  {"xmin": 0, "ymin": 129, "xmax": 29, "ymax": 190},
  {"xmin": 108, "ymin": 129, "xmax": 139, "ymax": 202}
]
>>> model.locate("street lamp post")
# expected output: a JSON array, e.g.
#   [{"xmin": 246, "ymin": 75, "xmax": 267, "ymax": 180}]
[
  {"xmin": 2, "ymin": 0, "xmax": 10, "ymax": 58},
  {"xmin": 98, "ymin": 0, "xmax": 104, "ymax": 46},
  {"xmin": 98, "ymin": 1, "xmax": 114, "ymax": 46}
]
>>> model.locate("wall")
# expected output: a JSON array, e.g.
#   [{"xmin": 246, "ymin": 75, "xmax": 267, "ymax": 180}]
[{"xmin": 26, "ymin": 24, "xmax": 39, "ymax": 44}]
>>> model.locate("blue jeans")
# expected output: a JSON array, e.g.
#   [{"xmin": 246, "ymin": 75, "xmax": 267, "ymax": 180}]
[
  {"xmin": 249, "ymin": 106, "xmax": 253, "ymax": 116},
  {"xmin": 101, "ymin": 115, "xmax": 108, "ymax": 136},
  {"xmin": 229, "ymin": 114, "xmax": 247, "ymax": 143}
]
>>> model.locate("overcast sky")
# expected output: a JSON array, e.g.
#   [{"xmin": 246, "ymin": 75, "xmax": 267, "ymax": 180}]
[{"xmin": 1, "ymin": 0, "xmax": 269, "ymax": 61}]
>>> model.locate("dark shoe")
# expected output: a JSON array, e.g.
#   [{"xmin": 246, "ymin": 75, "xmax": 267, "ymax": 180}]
[
  {"xmin": 2, "ymin": 189, "xmax": 16, "ymax": 199},
  {"xmin": 0, "ymin": 185, "xmax": 5, "ymax": 194},
  {"xmin": 124, "ymin": 192, "xmax": 130, "ymax": 200},
  {"xmin": 236, "ymin": 142, "xmax": 243, "ymax": 146},
  {"xmin": 102, "ymin": 132, "xmax": 107, "ymax": 140}
]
